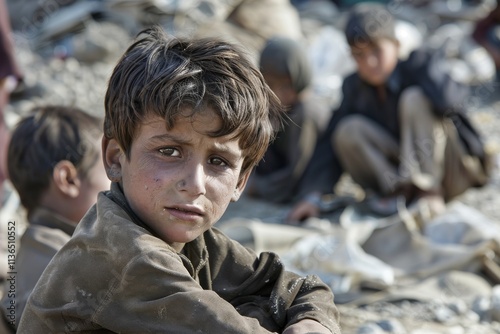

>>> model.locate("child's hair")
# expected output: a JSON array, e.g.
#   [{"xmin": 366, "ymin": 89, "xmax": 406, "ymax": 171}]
[
  {"xmin": 259, "ymin": 36, "xmax": 312, "ymax": 94},
  {"xmin": 344, "ymin": 3, "xmax": 397, "ymax": 47},
  {"xmin": 7, "ymin": 105, "xmax": 103, "ymax": 215},
  {"xmin": 104, "ymin": 26, "xmax": 283, "ymax": 177}
]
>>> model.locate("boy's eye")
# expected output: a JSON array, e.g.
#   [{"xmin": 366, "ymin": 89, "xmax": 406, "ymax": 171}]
[
  {"xmin": 159, "ymin": 148, "xmax": 180, "ymax": 157},
  {"xmin": 209, "ymin": 157, "xmax": 227, "ymax": 166}
]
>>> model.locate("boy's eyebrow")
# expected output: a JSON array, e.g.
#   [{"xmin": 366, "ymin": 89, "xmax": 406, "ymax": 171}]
[
  {"xmin": 211, "ymin": 142, "xmax": 243, "ymax": 160},
  {"xmin": 150, "ymin": 133, "xmax": 191, "ymax": 145}
]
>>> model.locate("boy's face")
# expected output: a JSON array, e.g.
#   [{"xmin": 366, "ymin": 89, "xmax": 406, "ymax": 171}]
[
  {"xmin": 350, "ymin": 38, "xmax": 399, "ymax": 86},
  {"xmin": 104, "ymin": 109, "xmax": 250, "ymax": 252}
]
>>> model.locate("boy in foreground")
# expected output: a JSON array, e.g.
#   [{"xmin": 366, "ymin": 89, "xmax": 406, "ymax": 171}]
[
  {"xmin": 18, "ymin": 27, "xmax": 341, "ymax": 333},
  {"xmin": 1, "ymin": 105, "xmax": 109, "ymax": 330}
]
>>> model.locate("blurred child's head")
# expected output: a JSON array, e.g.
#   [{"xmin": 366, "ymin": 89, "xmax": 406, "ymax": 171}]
[
  {"xmin": 344, "ymin": 3, "xmax": 400, "ymax": 86},
  {"xmin": 102, "ymin": 27, "xmax": 284, "ymax": 249},
  {"xmin": 7, "ymin": 105, "xmax": 109, "ymax": 222},
  {"xmin": 259, "ymin": 36, "xmax": 312, "ymax": 107}
]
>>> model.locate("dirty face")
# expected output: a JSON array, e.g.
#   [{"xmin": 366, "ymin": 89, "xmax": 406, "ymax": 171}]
[{"xmin": 104, "ymin": 108, "xmax": 250, "ymax": 252}]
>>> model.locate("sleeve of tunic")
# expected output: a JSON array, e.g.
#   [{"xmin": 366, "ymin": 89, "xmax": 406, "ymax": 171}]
[
  {"xmin": 88, "ymin": 243, "xmax": 278, "ymax": 334},
  {"xmin": 204, "ymin": 228, "xmax": 342, "ymax": 333},
  {"xmin": 90, "ymin": 229, "xmax": 341, "ymax": 333}
]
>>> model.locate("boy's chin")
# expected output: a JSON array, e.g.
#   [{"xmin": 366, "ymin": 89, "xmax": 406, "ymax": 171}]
[
  {"xmin": 362, "ymin": 76, "xmax": 388, "ymax": 87},
  {"xmin": 362, "ymin": 67, "xmax": 398, "ymax": 87}
]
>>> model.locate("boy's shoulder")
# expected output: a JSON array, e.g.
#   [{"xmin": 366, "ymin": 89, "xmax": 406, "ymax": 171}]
[
  {"xmin": 20, "ymin": 223, "xmax": 72, "ymax": 255},
  {"xmin": 401, "ymin": 46, "xmax": 471, "ymax": 99},
  {"xmin": 341, "ymin": 70, "xmax": 367, "ymax": 95},
  {"xmin": 28, "ymin": 190, "xmax": 188, "ymax": 293},
  {"xmin": 19, "ymin": 208, "xmax": 76, "ymax": 255},
  {"xmin": 401, "ymin": 47, "xmax": 449, "ymax": 76},
  {"xmin": 344, "ymin": 70, "xmax": 361, "ymax": 83},
  {"xmin": 86, "ymin": 189, "xmax": 174, "ymax": 252}
]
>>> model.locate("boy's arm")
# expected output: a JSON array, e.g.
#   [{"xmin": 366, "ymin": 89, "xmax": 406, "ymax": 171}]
[
  {"xmin": 403, "ymin": 48, "xmax": 489, "ymax": 161},
  {"xmin": 89, "ymin": 233, "xmax": 341, "ymax": 333},
  {"xmin": 283, "ymin": 319, "xmax": 333, "ymax": 334},
  {"xmin": 275, "ymin": 271, "xmax": 341, "ymax": 334},
  {"xmin": 90, "ymin": 247, "xmax": 278, "ymax": 334},
  {"xmin": 208, "ymin": 229, "xmax": 341, "ymax": 333},
  {"xmin": 19, "ymin": 227, "xmax": 340, "ymax": 333}
]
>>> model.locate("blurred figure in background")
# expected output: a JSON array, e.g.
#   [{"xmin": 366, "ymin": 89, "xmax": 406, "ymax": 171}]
[
  {"xmin": 0, "ymin": 105, "xmax": 109, "ymax": 331},
  {"xmin": 287, "ymin": 3, "xmax": 492, "ymax": 222},
  {"xmin": 246, "ymin": 36, "xmax": 332, "ymax": 203}
]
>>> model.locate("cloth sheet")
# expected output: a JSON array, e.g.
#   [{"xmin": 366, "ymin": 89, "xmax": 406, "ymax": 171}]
[{"xmin": 220, "ymin": 201, "xmax": 500, "ymax": 304}]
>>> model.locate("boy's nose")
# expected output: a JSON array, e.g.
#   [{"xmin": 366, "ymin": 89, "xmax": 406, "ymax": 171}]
[{"xmin": 176, "ymin": 162, "xmax": 207, "ymax": 197}]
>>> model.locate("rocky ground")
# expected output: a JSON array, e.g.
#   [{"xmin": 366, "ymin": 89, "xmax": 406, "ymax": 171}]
[{"xmin": 3, "ymin": 19, "xmax": 500, "ymax": 334}]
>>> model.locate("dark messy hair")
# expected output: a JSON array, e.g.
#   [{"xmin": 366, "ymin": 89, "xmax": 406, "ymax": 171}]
[
  {"xmin": 7, "ymin": 105, "xmax": 103, "ymax": 215},
  {"xmin": 104, "ymin": 26, "xmax": 284, "ymax": 177},
  {"xmin": 344, "ymin": 3, "xmax": 397, "ymax": 47}
]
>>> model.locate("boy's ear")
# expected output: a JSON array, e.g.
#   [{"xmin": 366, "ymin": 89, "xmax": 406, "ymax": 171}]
[
  {"xmin": 102, "ymin": 137, "xmax": 123, "ymax": 182},
  {"xmin": 231, "ymin": 169, "xmax": 252, "ymax": 202},
  {"xmin": 52, "ymin": 160, "xmax": 81, "ymax": 198}
]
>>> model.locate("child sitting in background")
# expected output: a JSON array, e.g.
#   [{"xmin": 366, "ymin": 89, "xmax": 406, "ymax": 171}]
[
  {"xmin": 1, "ymin": 105, "xmax": 109, "ymax": 330},
  {"xmin": 246, "ymin": 36, "xmax": 332, "ymax": 203},
  {"xmin": 18, "ymin": 27, "xmax": 341, "ymax": 333},
  {"xmin": 287, "ymin": 3, "xmax": 491, "ymax": 222}
]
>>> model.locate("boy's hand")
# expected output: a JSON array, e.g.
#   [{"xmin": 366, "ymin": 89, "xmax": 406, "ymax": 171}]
[
  {"xmin": 286, "ymin": 194, "xmax": 321, "ymax": 224},
  {"xmin": 282, "ymin": 319, "xmax": 332, "ymax": 334}
]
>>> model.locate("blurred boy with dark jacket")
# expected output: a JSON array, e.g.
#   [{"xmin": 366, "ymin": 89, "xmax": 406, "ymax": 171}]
[{"xmin": 288, "ymin": 3, "xmax": 491, "ymax": 222}]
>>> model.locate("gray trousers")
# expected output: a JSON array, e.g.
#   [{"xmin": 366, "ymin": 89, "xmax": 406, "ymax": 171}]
[{"xmin": 333, "ymin": 87, "xmax": 488, "ymax": 201}]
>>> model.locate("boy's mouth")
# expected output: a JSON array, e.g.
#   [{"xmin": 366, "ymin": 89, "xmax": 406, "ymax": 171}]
[
  {"xmin": 166, "ymin": 205, "xmax": 204, "ymax": 217},
  {"xmin": 173, "ymin": 207, "xmax": 199, "ymax": 214}
]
